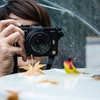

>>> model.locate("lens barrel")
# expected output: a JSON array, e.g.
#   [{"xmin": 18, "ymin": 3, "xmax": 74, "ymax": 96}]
[{"xmin": 25, "ymin": 30, "xmax": 51, "ymax": 55}]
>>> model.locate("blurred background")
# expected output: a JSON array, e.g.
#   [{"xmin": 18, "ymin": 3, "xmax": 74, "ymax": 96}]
[{"xmin": 1, "ymin": 0, "xmax": 100, "ymax": 68}]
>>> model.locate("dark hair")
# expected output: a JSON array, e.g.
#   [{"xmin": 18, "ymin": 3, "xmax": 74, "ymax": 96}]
[{"xmin": 0, "ymin": 0, "xmax": 51, "ymax": 27}]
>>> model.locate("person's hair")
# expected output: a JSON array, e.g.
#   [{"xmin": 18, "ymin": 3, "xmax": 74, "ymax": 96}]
[{"xmin": 0, "ymin": 0, "xmax": 51, "ymax": 27}]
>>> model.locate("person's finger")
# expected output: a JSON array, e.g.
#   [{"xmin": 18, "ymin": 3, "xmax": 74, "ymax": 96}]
[
  {"xmin": 6, "ymin": 32, "xmax": 25, "ymax": 49},
  {"xmin": 9, "ymin": 46, "xmax": 27, "ymax": 61},
  {"xmin": 0, "ymin": 24, "xmax": 24, "ymax": 37},
  {"xmin": 0, "ymin": 19, "xmax": 21, "ymax": 32}
]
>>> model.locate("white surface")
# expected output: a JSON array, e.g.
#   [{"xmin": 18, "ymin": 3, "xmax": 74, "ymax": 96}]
[{"xmin": 0, "ymin": 68, "xmax": 100, "ymax": 100}]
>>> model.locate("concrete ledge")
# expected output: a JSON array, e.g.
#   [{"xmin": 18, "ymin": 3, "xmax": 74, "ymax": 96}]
[{"xmin": 86, "ymin": 36, "xmax": 100, "ymax": 44}]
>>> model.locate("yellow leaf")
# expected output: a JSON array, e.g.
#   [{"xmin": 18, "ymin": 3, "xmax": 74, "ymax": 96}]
[{"xmin": 64, "ymin": 58, "xmax": 80, "ymax": 74}]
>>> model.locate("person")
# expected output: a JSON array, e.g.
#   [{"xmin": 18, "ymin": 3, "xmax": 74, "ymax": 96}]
[{"xmin": 0, "ymin": 0, "xmax": 51, "ymax": 77}]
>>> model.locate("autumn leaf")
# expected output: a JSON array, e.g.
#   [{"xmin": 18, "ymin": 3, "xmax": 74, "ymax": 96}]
[
  {"xmin": 7, "ymin": 90, "xmax": 20, "ymax": 100},
  {"xmin": 64, "ymin": 58, "xmax": 80, "ymax": 74},
  {"xmin": 20, "ymin": 61, "xmax": 46, "ymax": 76},
  {"xmin": 37, "ymin": 80, "xmax": 58, "ymax": 85}
]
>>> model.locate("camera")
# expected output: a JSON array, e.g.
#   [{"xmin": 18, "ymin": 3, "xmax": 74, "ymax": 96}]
[{"xmin": 18, "ymin": 25, "xmax": 63, "ymax": 56}]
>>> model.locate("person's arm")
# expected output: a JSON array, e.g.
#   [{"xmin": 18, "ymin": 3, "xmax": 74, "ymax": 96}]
[{"xmin": 0, "ymin": 19, "xmax": 27, "ymax": 77}]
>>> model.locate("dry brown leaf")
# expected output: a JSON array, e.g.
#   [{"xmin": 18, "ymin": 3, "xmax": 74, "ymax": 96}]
[
  {"xmin": 6, "ymin": 90, "xmax": 20, "ymax": 100},
  {"xmin": 20, "ymin": 61, "xmax": 46, "ymax": 76},
  {"xmin": 20, "ymin": 66, "xmax": 30, "ymax": 70},
  {"xmin": 36, "ymin": 69, "xmax": 45, "ymax": 75},
  {"xmin": 93, "ymin": 75, "xmax": 100, "ymax": 80},
  {"xmin": 37, "ymin": 80, "xmax": 58, "ymax": 85}
]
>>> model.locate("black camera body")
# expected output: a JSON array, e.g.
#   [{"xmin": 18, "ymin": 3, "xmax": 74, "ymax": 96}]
[{"xmin": 19, "ymin": 25, "xmax": 63, "ymax": 56}]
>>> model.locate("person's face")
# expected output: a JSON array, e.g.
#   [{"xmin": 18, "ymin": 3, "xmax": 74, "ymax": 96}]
[
  {"xmin": 9, "ymin": 13, "xmax": 38, "ymax": 26},
  {"xmin": 9, "ymin": 13, "xmax": 44, "ymax": 71}
]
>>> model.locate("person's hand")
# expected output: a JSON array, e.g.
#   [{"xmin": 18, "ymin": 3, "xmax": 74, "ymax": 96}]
[{"xmin": 0, "ymin": 19, "xmax": 27, "ymax": 77}]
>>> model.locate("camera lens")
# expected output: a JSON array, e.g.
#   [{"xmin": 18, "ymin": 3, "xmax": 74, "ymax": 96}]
[
  {"xmin": 34, "ymin": 39, "xmax": 44, "ymax": 48},
  {"xmin": 25, "ymin": 30, "xmax": 51, "ymax": 55}
]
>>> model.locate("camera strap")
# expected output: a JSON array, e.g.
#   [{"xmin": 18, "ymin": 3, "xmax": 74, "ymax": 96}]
[
  {"xmin": 46, "ymin": 56, "xmax": 55, "ymax": 69},
  {"xmin": 13, "ymin": 55, "xmax": 55, "ymax": 72},
  {"xmin": 13, "ymin": 54, "xmax": 18, "ymax": 73}
]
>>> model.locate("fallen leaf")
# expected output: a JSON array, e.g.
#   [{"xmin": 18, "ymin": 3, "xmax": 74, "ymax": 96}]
[
  {"xmin": 20, "ymin": 61, "xmax": 46, "ymax": 76},
  {"xmin": 64, "ymin": 58, "xmax": 80, "ymax": 74},
  {"xmin": 7, "ymin": 90, "xmax": 20, "ymax": 100},
  {"xmin": 37, "ymin": 80, "xmax": 58, "ymax": 85},
  {"xmin": 93, "ymin": 75, "xmax": 100, "ymax": 80}
]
